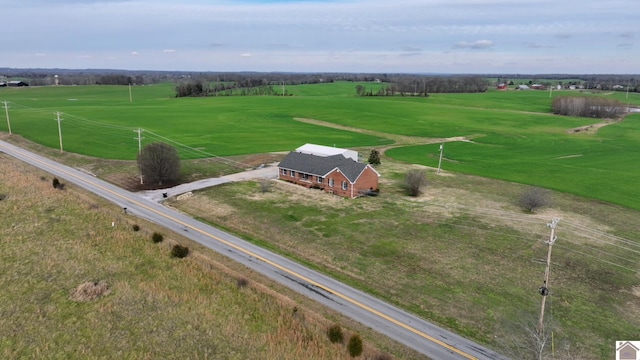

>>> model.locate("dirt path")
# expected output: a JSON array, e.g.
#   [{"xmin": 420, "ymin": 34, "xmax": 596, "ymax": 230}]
[{"xmin": 293, "ymin": 117, "xmax": 480, "ymax": 154}]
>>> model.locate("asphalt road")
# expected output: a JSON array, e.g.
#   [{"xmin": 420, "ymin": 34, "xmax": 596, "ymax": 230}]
[{"xmin": 0, "ymin": 139, "xmax": 509, "ymax": 360}]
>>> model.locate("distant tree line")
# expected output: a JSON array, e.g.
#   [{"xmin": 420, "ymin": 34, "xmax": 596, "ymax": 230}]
[
  {"xmin": 355, "ymin": 76, "xmax": 488, "ymax": 96},
  {"xmin": 176, "ymin": 74, "xmax": 489, "ymax": 98},
  {"xmin": 552, "ymin": 96, "xmax": 626, "ymax": 118},
  {"xmin": 2, "ymin": 68, "xmax": 637, "ymax": 93}
]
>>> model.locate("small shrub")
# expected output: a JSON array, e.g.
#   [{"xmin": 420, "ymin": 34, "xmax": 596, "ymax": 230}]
[
  {"xmin": 258, "ymin": 178, "xmax": 273, "ymax": 193},
  {"xmin": 347, "ymin": 334, "xmax": 363, "ymax": 357},
  {"xmin": 0, "ymin": 194, "xmax": 6, "ymax": 201},
  {"xmin": 518, "ymin": 187, "xmax": 551, "ymax": 213},
  {"xmin": 132, "ymin": 224, "xmax": 140, "ymax": 232},
  {"xmin": 327, "ymin": 324, "xmax": 344, "ymax": 344},
  {"xmin": 237, "ymin": 278, "xmax": 248, "ymax": 288},
  {"xmin": 368, "ymin": 149, "xmax": 381, "ymax": 165},
  {"xmin": 70, "ymin": 280, "xmax": 110, "ymax": 302},
  {"xmin": 52, "ymin": 177, "xmax": 60, "ymax": 189},
  {"xmin": 404, "ymin": 170, "xmax": 428, "ymax": 197},
  {"xmin": 151, "ymin": 232, "xmax": 164, "ymax": 243},
  {"xmin": 171, "ymin": 244, "xmax": 189, "ymax": 258}
]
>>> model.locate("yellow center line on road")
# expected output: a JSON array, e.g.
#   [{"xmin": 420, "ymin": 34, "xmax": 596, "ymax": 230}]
[{"xmin": 10, "ymin": 146, "xmax": 478, "ymax": 360}]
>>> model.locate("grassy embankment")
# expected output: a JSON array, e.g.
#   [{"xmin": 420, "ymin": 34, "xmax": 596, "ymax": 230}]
[{"xmin": 0, "ymin": 155, "xmax": 425, "ymax": 360}]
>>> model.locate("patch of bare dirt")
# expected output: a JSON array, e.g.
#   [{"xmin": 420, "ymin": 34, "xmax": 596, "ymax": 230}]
[
  {"xmin": 70, "ymin": 280, "xmax": 110, "ymax": 302},
  {"xmin": 231, "ymin": 153, "xmax": 286, "ymax": 167},
  {"xmin": 567, "ymin": 119, "xmax": 619, "ymax": 135},
  {"xmin": 246, "ymin": 180, "xmax": 352, "ymax": 209},
  {"xmin": 293, "ymin": 117, "xmax": 481, "ymax": 155},
  {"xmin": 177, "ymin": 194, "xmax": 237, "ymax": 218}
]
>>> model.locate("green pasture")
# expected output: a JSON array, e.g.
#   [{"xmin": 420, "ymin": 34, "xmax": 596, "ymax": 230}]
[
  {"xmin": 1, "ymin": 82, "xmax": 639, "ymax": 209},
  {"xmin": 284, "ymin": 81, "xmax": 386, "ymax": 96},
  {"xmin": 0, "ymin": 84, "xmax": 392, "ymax": 159}
]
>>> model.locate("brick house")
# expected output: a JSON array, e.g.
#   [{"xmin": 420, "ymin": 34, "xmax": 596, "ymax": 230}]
[{"xmin": 277, "ymin": 147, "xmax": 380, "ymax": 198}]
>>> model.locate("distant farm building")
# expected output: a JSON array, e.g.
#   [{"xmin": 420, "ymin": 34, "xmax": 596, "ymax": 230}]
[
  {"xmin": 497, "ymin": 83, "xmax": 508, "ymax": 90},
  {"xmin": 530, "ymin": 84, "xmax": 545, "ymax": 90},
  {"xmin": 7, "ymin": 80, "xmax": 29, "ymax": 87},
  {"xmin": 516, "ymin": 85, "xmax": 530, "ymax": 90},
  {"xmin": 278, "ymin": 144, "xmax": 380, "ymax": 198},
  {"xmin": 295, "ymin": 143, "xmax": 359, "ymax": 161}
]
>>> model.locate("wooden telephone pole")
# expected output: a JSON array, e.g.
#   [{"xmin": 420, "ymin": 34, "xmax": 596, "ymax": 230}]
[{"xmin": 537, "ymin": 218, "xmax": 559, "ymax": 335}]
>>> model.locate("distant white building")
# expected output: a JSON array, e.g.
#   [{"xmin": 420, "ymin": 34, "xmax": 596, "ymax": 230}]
[
  {"xmin": 516, "ymin": 85, "xmax": 530, "ymax": 90},
  {"xmin": 295, "ymin": 143, "xmax": 359, "ymax": 162}
]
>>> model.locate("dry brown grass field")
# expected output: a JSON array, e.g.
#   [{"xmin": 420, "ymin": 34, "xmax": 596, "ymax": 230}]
[{"xmin": 0, "ymin": 155, "xmax": 426, "ymax": 360}]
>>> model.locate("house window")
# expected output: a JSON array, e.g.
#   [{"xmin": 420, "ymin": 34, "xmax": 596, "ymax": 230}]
[
  {"xmin": 342, "ymin": 181, "xmax": 348, "ymax": 190},
  {"xmin": 291, "ymin": 170, "xmax": 296, "ymax": 177},
  {"xmin": 281, "ymin": 169, "xmax": 287, "ymax": 176},
  {"xmin": 329, "ymin": 178, "xmax": 334, "ymax": 187},
  {"xmin": 317, "ymin": 176, "xmax": 323, "ymax": 183},
  {"xmin": 301, "ymin": 173, "xmax": 309, "ymax": 181}
]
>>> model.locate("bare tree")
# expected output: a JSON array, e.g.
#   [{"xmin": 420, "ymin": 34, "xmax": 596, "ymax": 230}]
[
  {"xmin": 137, "ymin": 142, "xmax": 181, "ymax": 186},
  {"xmin": 257, "ymin": 178, "xmax": 274, "ymax": 193},
  {"xmin": 519, "ymin": 187, "xmax": 551, "ymax": 213},
  {"xmin": 404, "ymin": 170, "xmax": 428, "ymax": 196},
  {"xmin": 552, "ymin": 96, "xmax": 625, "ymax": 118},
  {"xmin": 497, "ymin": 313, "xmax": 554, "ymax": 360}
]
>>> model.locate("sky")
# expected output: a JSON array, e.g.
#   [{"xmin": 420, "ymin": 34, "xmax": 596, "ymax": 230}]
[{"xmin": 2, "ymin": 0, "xmax": 638, "ymax": 74}]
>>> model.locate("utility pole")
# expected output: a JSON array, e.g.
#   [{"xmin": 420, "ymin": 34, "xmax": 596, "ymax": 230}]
[
  {"xmin": 537, "ymin": 217, "xmax": 559, "ymax": 335},
  {"xmin": 437, "ymin": 143, "xmax": 444, "ymax": 174},
  {"xmin": 129, "ymin": 83, "xmax": 133, "ymax": 103},
  {"xmin": 55, "ymin": 112, "xmax": 64, "ymax": 153},
  {"xmin": 134, "ymin": 128, "xmax": 144, "ymax": 184},
  {"xmin": 626, "ymin": 85, "xmax": 630, "ymax": 100},
  {"xmin": 3, "ymin": 101, "xmax": 11, "ymax": 135}
]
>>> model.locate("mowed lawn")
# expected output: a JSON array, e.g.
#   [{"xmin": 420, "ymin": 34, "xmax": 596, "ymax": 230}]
[{"xmin": 1, "ymin": 83, "xmax": 639, "ymax": 209}]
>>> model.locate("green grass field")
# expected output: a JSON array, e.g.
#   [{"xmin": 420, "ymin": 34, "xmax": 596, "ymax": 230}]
[{"xmin": 1, "ymin": 82, "xmax": 639, "ymax": 210}]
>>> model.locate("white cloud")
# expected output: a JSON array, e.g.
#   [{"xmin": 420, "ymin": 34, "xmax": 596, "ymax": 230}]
[
  {"xmin": 163, "ymin": 49, "xmax": 176, "ymax": 53},
  {"xmin": 131, "ymin": 51, "xmax": 140, "ymax": 55},
  {"xmin": 453, "ymin": 40, "xmax": 494, "ymax": 49}
]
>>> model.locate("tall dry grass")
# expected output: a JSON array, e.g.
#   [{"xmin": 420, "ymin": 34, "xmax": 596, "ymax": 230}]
[{"xmin": 0, "ymin": 155, "xmax": 412, "ymax": 360}]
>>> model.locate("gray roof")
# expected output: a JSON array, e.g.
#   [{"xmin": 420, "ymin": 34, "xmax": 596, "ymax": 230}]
[{"xmin": 278, "ymin": 152, "xmax": 370, "ymax": 183}]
